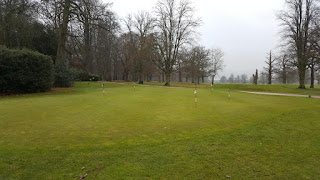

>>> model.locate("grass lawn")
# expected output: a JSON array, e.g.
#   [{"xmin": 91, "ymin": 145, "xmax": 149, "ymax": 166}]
[
  {"xmin": 0, "ymin": 82, "xmax": 320, "ymax": 179},
  {"xmin": 143, "ymin": 81, "xmax": 320, "ymax": 96}
]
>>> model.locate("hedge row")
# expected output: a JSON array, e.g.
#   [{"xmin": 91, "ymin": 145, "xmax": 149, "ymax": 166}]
[
  {"xmin": 0, "ymin": 46, "xmax": 54, "ymax": 93},
  {"xmin": 70, "ymin": 68, "xmax": 99, "ymax": 81}
]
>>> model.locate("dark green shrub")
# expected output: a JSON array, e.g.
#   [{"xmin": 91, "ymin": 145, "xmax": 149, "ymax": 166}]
[
  {"xmin": 0, "ymin": 46, "xmax": 54, "ymax": 93},
  {"xmin": 70, "ymin": 68, "xmax": 89, "ymax": 81},
  {"xmin": 89, "ymin": 73, "xmax": 100, "ymax": 81},
  {"xmin": 69, "ymin": 68, "xmax": 99, "ymax": 82}
]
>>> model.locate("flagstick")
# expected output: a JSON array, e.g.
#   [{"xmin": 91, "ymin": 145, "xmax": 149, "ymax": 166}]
[{"xmin": 194, "ymin": 88, "xmax": 197, "ymax": 108}]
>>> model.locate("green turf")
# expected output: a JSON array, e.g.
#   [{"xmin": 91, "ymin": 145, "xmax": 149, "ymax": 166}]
[
  {"xmin": 0, "ymin": 82, "xmax": 319, "ymax": 179},
  {"xmin": 143, "ymin": 81, "xmax": 320, "ymax": 96}
]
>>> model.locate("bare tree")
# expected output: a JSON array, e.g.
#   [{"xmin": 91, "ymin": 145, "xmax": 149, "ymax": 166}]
[
  {"xmin": 177, "ymin": 47, "xmax": 189, "ymax": 82},
  {"xmin": 308, "ymin": 21, "xmax": 320, "ymax": 88},
  {"xmin": 276, "ymin": 53, "xmax": 290, "ymax": 84},
  {"xmin": 259, "ymin": 70, "xmax": 268, "ymax": 84},
  {"xmin": 182, "ymin": 46, "xmax": 210, "ymax": 84},
  {"xmin": 39, "ymin": 0, "xmax": 63, "ymax": 32},
  {"xmin": 264, "ymin": 50, "xmax": 276, "ymax": 84},
  {"xmin": 153, "ymin": 0, "xmax": 201, "ymax": 86},
  {"xmin": 228, "ymin": 74, "xmax": 235, "ymax": 84},
  {"xmin": 277, "ymin": 0, "xmax": 320, "ymax": 88},
  {"xmin": 56, "ymin": 0, "xmax": 71, "ymax": 65},
  {"xmin": 256, "ymin": 69, "xmax": 259, "ymax": 84},
  {"xmin": 234, "ymin": 75, "xmax": 241, "ymax": 84},
  {"xmin": 241, "ymin": 74, "xmax": 248, "ymax": 84},
  {"xmin": 133, "ymin": 11, "xmax": 155, "ymax": 84},
  {"xmin": 220, "ymin": 76, "xmax": 227, "ymax": 83},
  {"xmin": 118, "ymin": 32, "xmax": 137, "ymax": 81},
  {"xmin": 253, "ymin": 69, "xmax": 259, "ymax": 84},
  {"xmin": 209, "ymin": 48, "xmax": 224, "ymax": 85},
  {"xmin": 95, "ymin": 11, "xmax": 119, "ymax": 81}
]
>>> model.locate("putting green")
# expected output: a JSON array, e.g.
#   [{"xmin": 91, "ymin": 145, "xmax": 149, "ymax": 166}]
[{"xmin": 0, "ymin": 82, "xmax": 319, "ymax": 179}]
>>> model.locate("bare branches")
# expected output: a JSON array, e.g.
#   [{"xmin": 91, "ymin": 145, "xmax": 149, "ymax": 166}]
[
  {"xmin": 209, "ymin": 48, "xmax": 224, "ymax": 84},
  {"xmin": 264, "ymin": 50, "xmax": 276, "ymax": 84},
  {"xmin": 277, "ymin": 0, "xmax": 320, "ymax": 88},
  {"xmin": 154, "ymin": 0, "xmax": 201, "ymax": 86}
]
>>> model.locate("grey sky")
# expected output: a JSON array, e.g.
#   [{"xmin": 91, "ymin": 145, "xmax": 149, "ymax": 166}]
[{"xmin": 107, "ymin": 0, "xmax": 286, "ymax": 78}]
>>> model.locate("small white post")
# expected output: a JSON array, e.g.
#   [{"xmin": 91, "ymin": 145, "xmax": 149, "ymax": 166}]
[
  {"xmin": 194, "ymin": 89, "xmax": 197, "ymax": 108},
  {"xmin": 102, "ymin": 83, "xmax": 105, "ymax": 94},
  {"xmin": 211, "ymin": 83, "xmax": 213, "ymax": 95},
  {"xmin": 228, "ymin": 88, "xmax": 231, "ymax": 101}
]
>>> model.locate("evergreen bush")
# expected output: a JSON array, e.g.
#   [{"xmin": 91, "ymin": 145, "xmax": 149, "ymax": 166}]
[{"xmin": 0, "ymin": 46, "xmax": 54, "ymax": 93}]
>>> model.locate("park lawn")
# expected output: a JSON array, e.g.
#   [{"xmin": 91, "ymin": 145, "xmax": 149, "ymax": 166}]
[
  {"xmin": 0, "ymin": 82, "xmax": 319, "ymax": 179},
  {"xmin": 214, "ymin": 84, "xmax": 320, "ymax": 96},
  {"xmin": 143, "ymin": 81, "xmax": 320, "ymax": 96}
]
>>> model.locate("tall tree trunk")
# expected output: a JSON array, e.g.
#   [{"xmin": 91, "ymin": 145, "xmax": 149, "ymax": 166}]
[
  {"xmin": 310, "ymin": 64, "xmax": 315, "ymax": 88},
  {"xmin": 282, "ymin": 65, "xmax": 287, "ymax": 84},
  {"xmin": 298, "ymin": 65, "xmax": 306, "ymax": 89},
  {"xmin": 268, "ymin": 69, "xmax": 272, "ymax": 84},
  {"xmin": 123, "ymin": 69, "xmax": 129, "ymax": 81},
  {"xmin": 138, "ymin": 64, "xmax": 143, "ymax": 84},
  {"xmin": 56, "ymin": 0, "xmax": 71, "ymax": 64},
  {"xmin": 164, "ymin": 71, "xmax": 171, "ymax": 86},
  {"xmin": 138, "ymin": 71, "xmax": 143, "ymax": 84},
  {"xmin": 212, "ymin": 75, "xmax": 215, "ymax": 85},
  {"xmin": 253, "ymin": 75, "xmax": 255, "ymax": 84},
  {"xmin": 113, "ymin": 61, "xmax": 117, "ymax": 81},
  {"xmin": 178, "ymin": 62, "xmax": 182, "ymax": 82},
  {"xmin": 84, "ymin": 17, "xmax": 92, "ymax": 72},
  {"xmin": 162, "ymin": 72, "xmax": 165, "ymax": 83}
]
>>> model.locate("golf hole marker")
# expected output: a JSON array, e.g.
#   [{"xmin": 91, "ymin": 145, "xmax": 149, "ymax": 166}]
[
  {"xmin": 228, "ymin": 88, "xmax": 231, "ymax": 101},
  {"xmin": 102, "ymin": 83, "xmax": 105, "ymax": 94},
  {"xmin": 194, "ymin": 89, "xmax": 197, "ymax": 108}
]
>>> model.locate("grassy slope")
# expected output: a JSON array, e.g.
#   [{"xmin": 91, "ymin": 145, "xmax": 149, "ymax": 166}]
[{"xmin": 0, "ymin": 82, "xmax": 319, "ymax": 179}]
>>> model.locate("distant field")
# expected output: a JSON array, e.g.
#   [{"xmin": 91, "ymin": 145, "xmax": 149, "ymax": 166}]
[
  {"xmin": 0, "ymin": 82, "xmax": 319, "ymax": 179},
  {"xmin": 143, "ymin": 81, "xmax": 320, "ymax": 96}
]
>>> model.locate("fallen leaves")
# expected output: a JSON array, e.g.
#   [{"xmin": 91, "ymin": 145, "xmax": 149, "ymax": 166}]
[
  {"xmin": 73, "ymin": 165, "xmax": 104, "ymax": 179},
  {"xmin": 79, "ymin": 174, "xmax": 87, "ymax": 179}
]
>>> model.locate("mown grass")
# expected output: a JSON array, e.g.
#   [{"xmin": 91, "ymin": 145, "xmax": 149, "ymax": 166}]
[
  {"xmin": 143, "ymin": 81, "xmax": 320, "ymax": 96},
  {"xmin": 0, "ymin": 82, "xmax": 319, "ymax": 179},
  {"xmin": 214, "ymin": 84, "xmax": 320, "ymax": 96}
]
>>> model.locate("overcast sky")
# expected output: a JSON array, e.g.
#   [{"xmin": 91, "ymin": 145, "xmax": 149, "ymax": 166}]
[{"xmin": 106, "ymin": 0, "xmax": 286, "ymax": 78}]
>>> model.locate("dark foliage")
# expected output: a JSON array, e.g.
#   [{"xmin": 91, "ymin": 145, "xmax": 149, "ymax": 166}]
[
  {"xmin": 70, "ymin": 68, "xmax": 89, "ymax": 81},
  {"xmin": 89, "ymin": 74, "xmax": 100, "ymax": 81},
  {"xmin": 54, "ymin": 58, "xmax": 72, "ymax": 87},
  {"xmin": 0, "ymin": 46, "xmax": 54, "ymax": 93}
]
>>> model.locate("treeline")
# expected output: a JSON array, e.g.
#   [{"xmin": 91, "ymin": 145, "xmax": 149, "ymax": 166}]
[
  {"xmin": 220, "ymin": 68, "xmax": 318, "ymax": 85},
  {"xmin": 261, "ymin": 0, "xmax": 320, "ymax": 88},
  {"xmin": 218, "ymin": 0, "xmax": 320, "ymax": 87},
  {"xmin": 0, "ymin": 0, "xmax": 223, "ymax": 87}
]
